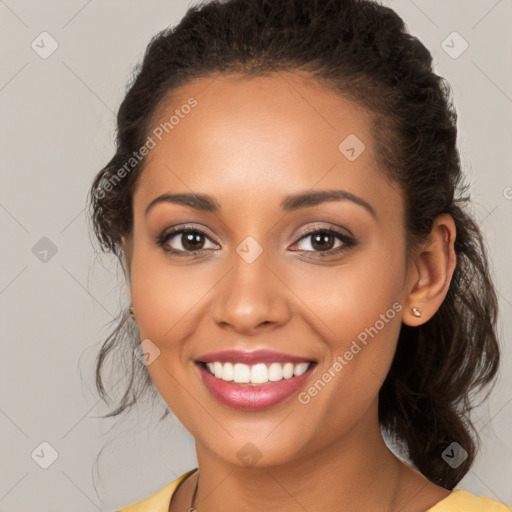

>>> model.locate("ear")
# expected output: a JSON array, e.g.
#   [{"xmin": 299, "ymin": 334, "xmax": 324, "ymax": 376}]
[{"xmin": 402, "ymin": 213, "xmax": 457, "ymax": 327}]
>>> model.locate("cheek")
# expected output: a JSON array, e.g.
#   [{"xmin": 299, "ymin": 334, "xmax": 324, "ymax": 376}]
[
  {"xmin": 293, "ymin": 236, "xmax": 405, "ymax": 400},
  {"xmin": 294, "ymin": 235, "xmax": 405, "ymax": 337},
  {"xmin": 130, "ymin": 248, "xmax": 213, "ymax": 344},
  {"xmin": 293, "ymin": 266, "xmax": 404, "ymax": 444},
  {"xmin": 307, "ymin": 268, "xmax": 402, "ymax": 392},
  {"xmin": 129, "ymin": 253, "xmax": 205, "ymax": 421}
]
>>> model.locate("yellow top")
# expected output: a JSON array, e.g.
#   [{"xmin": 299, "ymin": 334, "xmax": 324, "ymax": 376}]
[{"xmin": 116, "ymin": 467, "xmax": 511, "ymax": 512}]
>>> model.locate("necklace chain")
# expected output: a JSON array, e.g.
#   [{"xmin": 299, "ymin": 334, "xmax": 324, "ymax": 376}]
[
  {"xmin": 186, "ymin": 464, "xmax": 403, "ymax": 512},
  {"xmin": 188, "ymin": 471, "xmax": 199, "ymax": 512}
]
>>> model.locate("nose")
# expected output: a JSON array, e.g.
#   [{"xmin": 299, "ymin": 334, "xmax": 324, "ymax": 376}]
[{"xmin": 211, "ymin": 247, "xmax": 291, "ymax": 335}]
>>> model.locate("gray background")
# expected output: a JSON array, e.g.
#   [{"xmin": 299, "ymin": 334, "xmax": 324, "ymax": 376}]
[{"xmin": 1, "ymin": 0, "xmax": 511, "ymax": 510}]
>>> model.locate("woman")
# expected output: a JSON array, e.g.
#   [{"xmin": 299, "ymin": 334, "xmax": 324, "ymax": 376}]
[{"xmin": 88, "ymin": 0, "xmax": 511, "ymax": 510}]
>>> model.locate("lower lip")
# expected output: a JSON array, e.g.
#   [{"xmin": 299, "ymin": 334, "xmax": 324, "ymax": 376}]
[{"xmin": 196, "ymin": 362, "xmax": 316, "ymax": 411}]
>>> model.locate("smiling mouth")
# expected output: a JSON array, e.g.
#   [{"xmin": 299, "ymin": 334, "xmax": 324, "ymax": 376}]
[
  {"xmin": 197, "ymin": 360, "xmax": 315, "ymax": 386},
  {"xmin": 195, "ymin": 359, "xmax": 318, "ymax": 411}
]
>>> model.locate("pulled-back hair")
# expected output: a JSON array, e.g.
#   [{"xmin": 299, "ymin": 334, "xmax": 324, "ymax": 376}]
[{"xmin": 87, "ymin": 0, "xmax": 500, "ymax": 489}]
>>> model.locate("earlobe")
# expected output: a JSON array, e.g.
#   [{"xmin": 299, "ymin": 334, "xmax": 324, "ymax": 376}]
[
  {"xmin": 120, "ymin": 235, "xmax": 134, "ymax": 313},
  {"xmin": 403, "ymin": 213, "xmax": 457, "ymax": 327},
  {"xmin": 411, "ymin": 306, "xmax": 422, "ymax": 318}
]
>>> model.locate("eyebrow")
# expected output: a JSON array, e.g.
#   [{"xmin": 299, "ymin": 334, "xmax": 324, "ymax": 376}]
[{"xmin": 144, "ymin": 189, "xmax": 376, "ymax": 218}]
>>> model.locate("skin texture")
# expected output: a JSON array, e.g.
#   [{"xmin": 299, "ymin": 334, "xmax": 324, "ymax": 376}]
[{"xmin": 122, "ymin": 72, "xmax": 456, "ymax": 512}]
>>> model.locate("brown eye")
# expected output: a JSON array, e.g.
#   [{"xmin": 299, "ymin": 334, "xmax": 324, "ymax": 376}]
[
  {"xmin": 309, "ymin": 232, "xmax": 337, "ymax": 251},
  {"xmin": 291, "ymin": 228, "xmax": 356, "ymax": 257},
  {"xmin": 157, "ymin": 227, "xmax": 218, "ymax": 255},
  {"xmin": 180, "ymin": 231, "xmax": 206, "ymax": 251}
]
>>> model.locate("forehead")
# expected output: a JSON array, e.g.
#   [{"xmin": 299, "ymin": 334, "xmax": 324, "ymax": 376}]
[{"xmin": 133, "ymin": 71, "xmax": 401, "ymax": 218}]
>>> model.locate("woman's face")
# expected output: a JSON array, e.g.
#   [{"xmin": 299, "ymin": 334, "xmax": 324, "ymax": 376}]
[{"xmin": 126, "ymin": 72, "xmax": 415, "ymax": 467}]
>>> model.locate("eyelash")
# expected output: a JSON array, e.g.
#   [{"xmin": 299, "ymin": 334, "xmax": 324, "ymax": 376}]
[{"xmin": 155, "ymin": 225, "xmax": 356, "ymax": 258}]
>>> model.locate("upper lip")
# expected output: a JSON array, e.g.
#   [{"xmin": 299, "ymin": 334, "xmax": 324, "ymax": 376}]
[{"xmin": 196, "ymin": 349, "xmax": 315, "ymax": 365}]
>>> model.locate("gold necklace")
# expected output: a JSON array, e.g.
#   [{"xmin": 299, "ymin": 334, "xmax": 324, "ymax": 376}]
[
  {"xmin": 188, "ymin": 472, "xmax": 199, "ymax": 512},
  {"xmin": 187, "ymin": 466, "xmax": 403, "ymax": 511}
]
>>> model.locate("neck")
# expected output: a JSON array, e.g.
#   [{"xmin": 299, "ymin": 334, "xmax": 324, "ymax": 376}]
[{"xmin": 189, "ymin": 401, "xmax": 411, "ymax": 512}]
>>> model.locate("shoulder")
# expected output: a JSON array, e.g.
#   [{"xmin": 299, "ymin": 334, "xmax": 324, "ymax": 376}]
[
  {"xmin": 427, "ymin": 489, "xmax": 512, "ymax": 512},
  {"xmin": 115, "ymin": 468, "xmax": 198, "ymax": 512}
]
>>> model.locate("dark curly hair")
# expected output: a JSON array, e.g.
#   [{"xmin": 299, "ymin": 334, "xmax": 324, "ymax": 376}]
[{"xmin": 87, "ymin": 0, "xmax": 500, "ymax": 490}]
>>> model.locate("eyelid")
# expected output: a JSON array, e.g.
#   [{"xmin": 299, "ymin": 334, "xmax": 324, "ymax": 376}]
[
  {"xmin": 156, "ymin": 224, "xmax": 219, "ymax": 249},
  {"xmin": 156, "ymin": 223, "xmax": 355, "ymax": 256},
  {"xmin": 289, "ymin": 225, "xmax": 355, "ymax": 253},
  {"xmin": 294, "ymin": 223, "xmax": 352, "ymax": 241}
]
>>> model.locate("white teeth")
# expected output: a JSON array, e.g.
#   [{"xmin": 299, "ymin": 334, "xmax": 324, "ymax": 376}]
[
  {"xmin": 233, "ymin": 363, "xmax": 250, "ymax": 383},
  {"xmin": 294, "ymin": 362, "xmax": 309, "ymax": 376},
  {"xmin": 221, "ymin": 362, "xmax": 233, "ymax": 381},
  {"xmin": 283, "ymin": 362, "xmax": 294, "ymax": 379},
  {"xmin": 268, "ymin": 362, "xmax": 283, "ymax": 381},
  {"xmin": 204, "ymin": 361, "xmax": 312, "ymax": 384},
  {"xmin": 250, "ymin": 363, "xmax": 268, "ymax": 384},
  {"xmin": 213, "ymin": 362, "xmax": 223, "ymax": 379}
]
